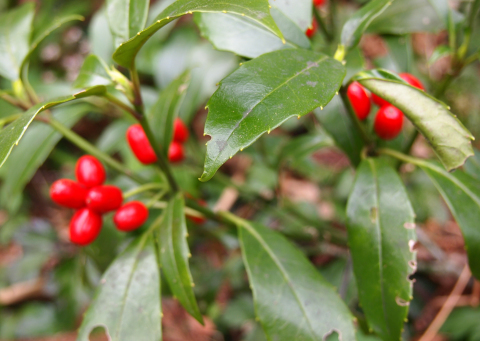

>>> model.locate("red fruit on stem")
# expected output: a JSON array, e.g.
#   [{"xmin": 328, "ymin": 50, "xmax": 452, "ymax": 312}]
[
  {"xmin": 76, "ymin": 155, "xmax": 106, "ymax": 188},
  {"xmin": 187, "ymin": 200, "xmax": 207, "ymax": 225},
  {"xmin": 113, "ymin": 201, "xmax": 149, "ymax": 232},
  {"xmin": 86, "ymin": 185, "xmax": 123, "ymax": 214},
  {"xmin": 371, "ymin": 93, "xmax": 390, "ymax": 107},
  {"xmin": 399, "ymin": 73, "xmax": 424, "ymax": 90},
  {"xmin": 173, "ymin": 118, "xmax": 189, "ymax": 143},
  {"xmin": 69, "ymin": 208, "xmax": 103, "ymax": 246},
  {"xmin": 168, "ymin": 141, "xmax": 184, "ymax": 163},
  {"xmin": 313, "ymin": 0, "xmax": 326, "ymax": 6},
  {"xmin": 374, "ymin": 105, "xmax": 404, "ymax": 140},
  {"xmin": 126, "ymin": 124, "xmax": 158, "ymax": 165},
  {"xmin": 306, "ymin": 19, "xmax": 317, "ymax": 38},
  {"xmin": 50, "ymin": 179, "xmax": 87, "ymax": 209},
  {"xmin": 347, "ymin": 82, "xmax": 371, "ymax": 120}
]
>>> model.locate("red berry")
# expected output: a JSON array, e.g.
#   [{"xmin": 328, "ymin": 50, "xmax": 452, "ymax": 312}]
[
  {"xmin": 306, "ymin": 19, "xmax": 317, "ymax": 38},
  {"xmin": 126, "ymin": 124, "xmax": 158, "ymax": 165},
  {"xmin": 113, "ymin": 201, "xmax": 149, "ymax": 232},
  {"xmin": 173, "ymin": 118, "xmax": 189, "ymax": 143},
  {"xmin": 86, "ymin": 185, "xmax": 123, "ymax": 214},
  {"xmin": 347, "ymin": 82, "xmax": 371, "ymax": 120},
  {"xmin": 168, "ymin": 141, "xmax": 184, "ymax": 163},
  {"xmin": 399, "ymin": 73, "xmax": 424, "ymax": 90},
  {"xmin": 374, "ymin": 105, "xmax": 404, "ymax": 140},
  {"xmin": 371, "ymin": 93, "xmax": 390, "ymax": 107},
  {"xmin": 69, "ymin": 208, "xmax": 103, "ymax": 246},
  {"xmin": 76, "ymin": 155, "xmax": 106, "ymax": 188},
  {"xmin": 187, "ymin": 200, "xmax": 207, "ymax": 225},
  {"xmin": 50, "ymin": 179, "xmax": 87, "ymax": 209},
  {"xmin": 313, "ymin": 0, "xmax": 326, "ymax": 6}
]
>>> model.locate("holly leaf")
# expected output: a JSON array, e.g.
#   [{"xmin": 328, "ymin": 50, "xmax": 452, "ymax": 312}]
[
  {"xmin": 236, "ymin": 220, "xmax": 356, "ymax": 341},
  {"xmin": 74, "ymin": 55, "xmax": 113, "ymax": 88},
  {"xmin": 0, "ymin": 2, "xmax": 35, "ymax": 80},
  {"xmin": 353, "ymin": 69, "xmax": 474, "ymax": 171},
  {"xmin": 158, "ymin": 193, "xmax": 203, "ymax": 323},
  {"xmin": 200, "ymin": 49, "xmax": 345, "ymax": 181},
  {"xmin": 113, "ymin": 0, "xmax": 283, "ymax": 68},
  {"xmin": 106, "ymin": 0, "xmax": 150, "ymax": 47},
  {"xmin": 419, "ymin": 161, "xmax": 480, "ymax": 279},
  {"xmin": 267, "ymin": 0, "xmax": 312, "ymax": 31},
  {"xmin": 0, "ymin": 85, "xmax": 106, "ymax": 168},
  {"xmin": 77, "ymin": 235, "xmax": 162, "ymax": 341},
  {"xmin": 347, "ymin": 158, "xmax": 416, "ymax": 340}
]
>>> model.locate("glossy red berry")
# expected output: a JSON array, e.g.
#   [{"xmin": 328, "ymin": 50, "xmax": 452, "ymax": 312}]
[
  {"xmin": 371, "ymin": 93, "xmax": 390, "ymax": 107},
  {"xmin": 173, "ymin": 118, "xmax": 189, "ymax": 143},
  {"xmin": 168, "ymin": 141, "xmax": 184, "ymax": 163},
  {"xmin": 306, "ymin": 19, "xmax": 317, "ymax": 38},
  {"xmin": 113, "ymin": 201, "xmax": 149, "ymax": 232},
  {"xmin": 69, "ymin": 208, "xmax": 103, "ymax": 246},
  {"xmin": 399, "ymin": 73, "xmax": 424, "ymax": 90},
  {"xmin": 347, "ymin": 82, "xmax": 371, "ymax": 120},
  {"xmin": 313, "ymin": 0, "xmax": 326, "ymax": 6},
  {"xmin": 374, "ymin": 105, "xmax": 404, "ymax": 140},
  {"xmin": 86, "ymin": 185, "xmax": 123, "ymax": 214},
  {"xmin": 126, "ymin": 124, "xmax": 158, "ymax": 165},
  {"xmin": 76, "ymin": 155, "xmax": 106, "ymax": 188},
  {"xmin": 187, "ymin": 200, "xmax": 207, "ymax": 225},
  {"xmin": 50, "ymin": 179, "xmax": 87, "ymax": 209}
]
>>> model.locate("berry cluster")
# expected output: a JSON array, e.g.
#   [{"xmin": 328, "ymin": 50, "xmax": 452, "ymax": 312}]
[
  {"xmin": 50, "ymin": 155, "xmax": 148, "ymax": 246},
  {"xmin": 347, "ymin": 73, "xmax": 424, "ymax": 140},
  {"xmin": 126, "ymin": 118, "xmax": 189, "ymax": 165}
]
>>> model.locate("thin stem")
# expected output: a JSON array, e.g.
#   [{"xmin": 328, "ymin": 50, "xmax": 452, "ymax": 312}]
[
  {"xmin": 377, "ymin": 148, "xmax": 425, "ymax": 166},
  {"xmin": 123, "ymin": 183, "xmax": 166, "ymax": 199},
  {"xmin": 46, "ymin": 117, "xmax": 147, "ymax": 184},
  {"xmin": 130, "ymin": 66, "xmax": 144, "ymax": 113},
  {"xmin": 0, "ymin": 93, "xmax": 29, "ymax": 110},
  {"xmin": 104, "ymin": 93, "xmax": 141, "ymax": 120},
  {"xmin": 313, "ymin": 4, "xmax": 333, "ymax": 42},
  {"xmin": 140, "ymin": 116, "xmax": 180, "ymax": 193},
  {"xmin": 0, "ymin": 113, "xmax": 22, "ymax": 127},
  {"xmin": 339, "ymin": 87, "xmax": 374, "ymax": 146}
]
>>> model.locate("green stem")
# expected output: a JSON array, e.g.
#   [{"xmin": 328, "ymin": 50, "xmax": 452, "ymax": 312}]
[
  {"xmin": 123, "ymin": 183, "xmax": 166, "ymax": 199},
  {"xmin": 47, "ymin": 117, "xmax": 147, "ymax": 184},
  {"xmin": 0, "ymin": 93, "xmax": 29, "ymax": 110},
  {"xmin": 377, "ymin": 148, "xmax": 426, "ymax": 167},
  {"xmin": 339, "ymin": 87, "xmax": 374, "ymax": 146},
  {"xmin": 130, "ymin": 66, "xmax": 144, "ymax": 113},
  {"xmin": 139, "ymin": 116, "xmax": 180, "ymax": 193},
  {"xmin": 313, "ymin": 4, "xmax": 333, "ymax": 42},
  {"xmin": 104, "ymin": 93, "xmax": 141, "ymax": 120}
]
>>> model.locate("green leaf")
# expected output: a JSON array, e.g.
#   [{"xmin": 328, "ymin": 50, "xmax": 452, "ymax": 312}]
[
  {"xmin": 158, "ymin": 193, "xmax": 203, "ymax": 323},
  {"xmin": 106, "ymin": 0, "xmax": 150, "ymax": 47},
  {"xmin": 0, "ymin": 85, "xmax": 106, "ymax": 169},
  {"xmin": 20, "ymin": 14, "xmax": 84, "ymax": 78},
  {"xmin": 195, "ymin": 6, "xmax": 310, "ymax": 59},
  {"xmin": 77, "ymin": 235, "xmax": 162, "ymax": 341},
  {"xmin": 347, "ymin": 159, "xmax": 416, "ymax": 340},
  {"xmin": 236, "ymin": 220, "xmax": 356, "ymax": 340},
  {"xmin": 464, "ymin": 148, "xmax": 480, "ymax": 180},
  {"xmin": 314, "ymin": 95, "xmax": 364, "ymax": 166},
  {"xmin": 0, "ymin": 104, "xmax": 90, "ymax": 213},
  {"xmin": 112, "ymin": 0, "xmax": 283, "ymax": 68},
  {"xmin": 268, "ymin": 0, "xmax": 311, "ymax": 31},
  {"xmin": 353, "ymin": 69, "xmax": 474, "ymax": 171},
  {"xmin": 74, "ymin": 55, "xmax": 113, "ymax": 88},
  {"xmin": 419, "ymin": 161, "xmax": 480, "ymax": 279},
  {"xmin": 147, "ymin": 71, "xmax": 190, "ymax": 156},
  {"xmin": 201, "ymin": 49, "xmax": 345, "ymax": 181},
  {"xmin": 341, "ymin": 0, "xmax": 392, "ymax": 51},
  {"xmin": 0, "ymin": 2, "xmax": 35, "ymax": 80},
  {"xmin": 280, "ymin": 130, "xmax": 333, "ymax": 163},
  {"xmin": 428, "ymin": 45, "xmax": 452, "ymax": 65}
]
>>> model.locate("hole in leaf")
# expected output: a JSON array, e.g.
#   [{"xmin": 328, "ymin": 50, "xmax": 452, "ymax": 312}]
[
  {"xmin": 324, "ymin": 330, "xmax": 341, "ymax": 341},
  {"xmin": 89, "ymin": 325, "xmax": 110, "ymax": 341}
]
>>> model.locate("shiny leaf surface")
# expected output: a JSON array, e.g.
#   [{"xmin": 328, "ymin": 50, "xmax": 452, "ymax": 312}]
[
  {"xmin": 158, "ymin": 193, "xmax": 203, "ymax": 323},
  {"xmin": 237, "ymin": 220, "xmax": 356, "ymax": 341},
  {"xmin": 106, "ymin": 0, "xmax": 150, "ymax": 47},
  {"xmin": 353, "ymin": 69, "xmax": 474, "ymax": 171},
  {"xmin": 0, "ymin": 85, "xmax": 106, "ymax": 168},
  {"xmin": 77, "ymin": 235, "xmax": 162, "ymax": 341},
  {"xmin": 347, "ymin": 159, "xmax": 416, "ymax": 340},
  {"xmin": 113, "ymin": 0, "xmax": 283, "ymax": 68},
  {"xmin": 74, "ymin": 55, "xmax": 113, "ymax": 88},
  {"xmin": 201, "ymin": 49, "xmax": 345, "ymax": 181},
  {"xmin": 268, "ymin": 0, "xmax": 311, "ymax": 31}
]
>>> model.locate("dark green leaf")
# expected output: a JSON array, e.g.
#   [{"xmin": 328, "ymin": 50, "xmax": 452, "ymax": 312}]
[
  {"xmin": 237, "ymin": 220, "xmax": 356, "ymax": 340},
  {"xmin": 201, "ymin": 49, "xmax": 345, "ymax": 181},
  {"xmin": 195, "ymin": 6, "xmax": 309, "ymax": 59},
  {"xmin": 74, "ymin": 55, "xmax": 113, "ymax": 88},
  {"xmin": 314, "ymin": 95, "xmax": 364, "ymax": 166},
  {"xmin": 280, "ymin": 130, "xmax": 333, "ymax": 162},
  {"xmin": 113, "ymin": 0, "xmax": 283, "ymax": 68},
  {"xmin": 0, "ymin": 2, "xmax": 35, "ymax": 80},
  {"xmin": 0, "ymin": 104, "xmax": 90, "ymax": 212},
  {"xmin": 353, "ymin": 69, "xmax": 474, "ymax": 171},
  {"xmin": 464, "ymin": 148, "xmax": 480, "ymax": 180},
  {"xmin": 106, "ymin": 0, "xmax": 150, "ymax": 47},
  {"xmin": 419, "ymin": 161, "xmax": 480, "ymax": 279},
  {"xmin": 0, "ymin": 85, "xmax": 106, "ymax": 168},
  {"xmin": 347, "ymin": 159, "xmax": 416, "ymax": 340},
  {"xmin": 77, "ymin": 235, "xmax": 162, "ymax": 341},
  {"xmin": 147, "ymin": 71, "xmax": 190, "ymax": 156},
  {"xmin": 158, "ymin": 193, "xmax": 203, "ymax": 323},
  {"xmin": 341, "ymin": 0, "xmax": 392, "ymax": 51}
]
